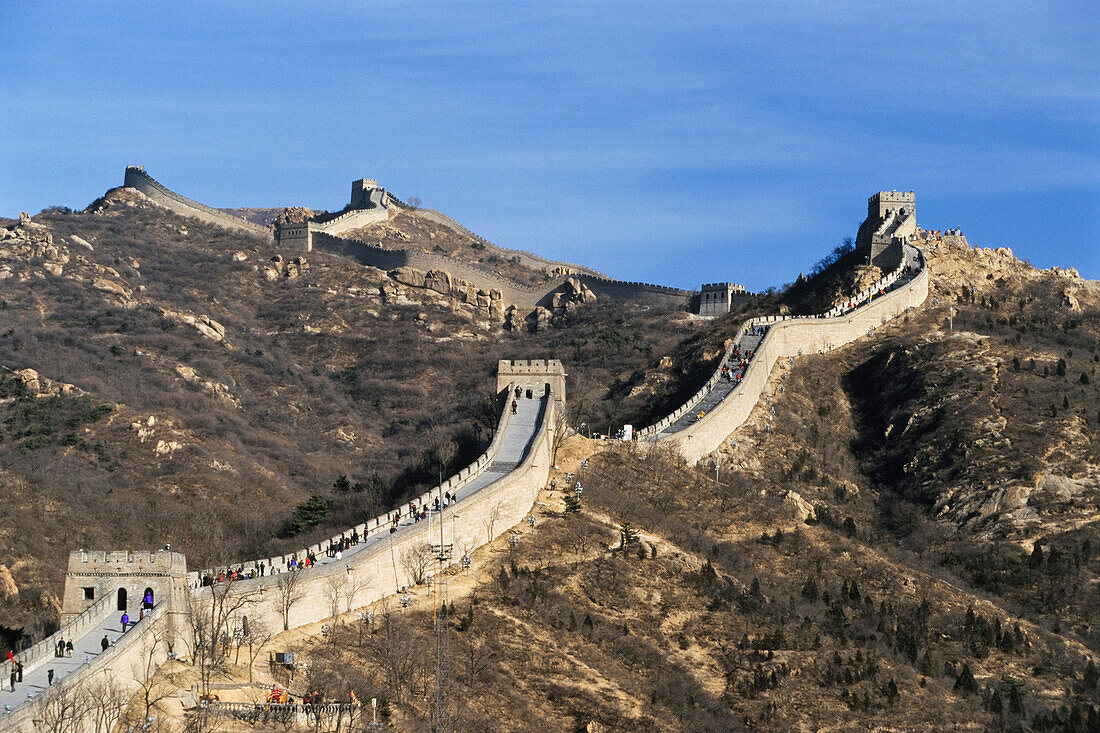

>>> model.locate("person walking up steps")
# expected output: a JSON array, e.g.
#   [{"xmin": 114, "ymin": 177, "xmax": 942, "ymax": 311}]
[
  {"xmin": 511, "ymin": 400, "xmax": 518, "ymax": 414},
  {"xmin": 120, "ymin": 612, "xmax": 130, "ymax": 632},
  {"xmin": 65, "ymin": 638, "xmax": 73, "ymax": 657},
  {"xmin": 101, "ymin": 635, "xmax": 110, "ymax": 652}
]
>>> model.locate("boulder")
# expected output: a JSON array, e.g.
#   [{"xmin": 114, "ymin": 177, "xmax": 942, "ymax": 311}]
[
  {"xmin": 391, "ymin": 266, "xmax": 426, "ymax": 288},
  {"xmin": 425, "ymin": 269, "xmax": 452, "ymax": 295},
  {"xmin": 15, "ymin": 368, "xmax": 41, "ymax": 394},
  {"xmin": 476, "ymin": 290, "xmax": 491, "ymax": 308},
  {"xmin": 93, "ymin": 278, "xmax": 130, "ymax": 298},
  {"xmin": 264, "ymin": 267, "xmax": 280, "ymax": 281},
  {"xmin": 232, "ymin": 251, "xmax": 248, "ymax": 262},
  {"xmin": 69, "ymin": 235, "xmax": 93, "ymax": 251},
  {"xmin": 528, "ymin": 306, "xmax": 553, "ymax": 332},
  {"xmin": 1061, "ymin": 288, "xmax": 1081, "ymax": 311},
  {"xmin": 489, "ymin": 299, "xmax": 505, "ymax": 323},
  {"xmin": 43, "ymin": 262, "xmax": 64, "ymax": 277},
  {"xmin": 782, "ymin": 490, "xmax": 817, "ymax": 523}
]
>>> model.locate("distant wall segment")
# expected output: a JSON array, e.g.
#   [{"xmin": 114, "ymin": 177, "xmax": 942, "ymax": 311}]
[{"xmin": 123, "ymin": 166, "xmax": 272, "ymax": 239}]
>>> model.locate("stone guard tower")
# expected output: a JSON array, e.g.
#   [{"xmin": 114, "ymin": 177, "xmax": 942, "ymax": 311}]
[
  {"xmin": 60, "ymin": 549, "xmax": 189, "ymax": 623},
  {"xmin": 496, "ymin": 359, "xmax": 566, "ymax": 406},
  {"xmin": 698, "ymin": 282, "xmax": 747, "ymax": 316},
  {"xmin": 857, "ymin": 191, "xmax": 916, "ymax": 270}
]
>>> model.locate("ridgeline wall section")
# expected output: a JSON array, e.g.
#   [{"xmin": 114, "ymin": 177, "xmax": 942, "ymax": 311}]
[
  {"xmin": 651, "ymin": 246, "xmax": 929, "ymax": 463},
  {"xmin": 122, "ymin": 166, "xmax": 272, "ymax": 239}
]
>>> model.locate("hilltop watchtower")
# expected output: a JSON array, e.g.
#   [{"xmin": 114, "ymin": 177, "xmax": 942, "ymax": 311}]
[
  {"xmin": 350, "ymin": 178, "xmax": 384, "ymax": 210},
  {"xmin": 856, "ymin": 190, "xmax": 916, "ymax": 270},
  {"xmin": 698, "ymin": 282, "xmax": 748, "ymax": 316}
]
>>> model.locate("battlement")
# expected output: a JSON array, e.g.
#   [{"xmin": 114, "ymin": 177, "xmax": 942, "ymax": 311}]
[
  {"xmin": 496, "ymin": 359, "xmax": 566, "ymax": 403},
  {"xmin": 350, "ymin": 178, "xmax": 384, "ymax": 210},
  {"xmin": 67, "ymin": 549, "xmax": 187, "ymax": 574},
  {"xmin": 868, "ymin": 190, "xmax": 915, "ymax": 219},
  {"xmin": 701, "ymin": 282, "xmax": 746, "ymax": 291},
  {"xmin": 698, "ymin": 282, "xmax": 750, "ymax": 316}
]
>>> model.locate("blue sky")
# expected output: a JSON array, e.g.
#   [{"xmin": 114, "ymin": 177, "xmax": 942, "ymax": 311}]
[{"xmin": 1, "ymin": 1, "xmax": 1096, "ymax": 290}]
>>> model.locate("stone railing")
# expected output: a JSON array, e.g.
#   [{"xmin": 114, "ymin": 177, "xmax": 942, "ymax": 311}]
[
  {"xmin": 123, "ymin": 166, "xmax": 272, "ymax": 239},
  {"xmin": 639, "ymin": 245, "xmax": 927, "ymax": 451},
  {"xmin": 13, "ymin": 592, "xmax": 114, "ymax": 675},
  {"xmin": 309, "ymin": 207, "xmax": 391, "ymax": 235},
  {"xmin": 178, "ymin": 391, "xmax": 556, "ymax": 643},
  {"xmin": 199, "ymin": 700, "xmax": 361, "ymax": 725}
]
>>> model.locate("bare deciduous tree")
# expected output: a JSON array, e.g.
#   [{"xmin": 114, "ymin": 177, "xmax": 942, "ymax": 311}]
[
  {"xmin": 400, "ymin": 542, "xmax": 433, "ymax": 586},
  {"xmin": 486, "ymin": 502, "xmax": 504, "ymax": 543},
  {"xmin": 187, "ymin": 575, "xmax": 261, "ymax": 696},
  {"xmin": 276, "ymin": 568, "xmax": 306, "ymax": 631}
]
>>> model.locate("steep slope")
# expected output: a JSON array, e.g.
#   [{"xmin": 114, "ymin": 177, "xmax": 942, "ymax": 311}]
[{"xmin": 0, "ymin": 192, "xmax": 700, "ymax": 641}]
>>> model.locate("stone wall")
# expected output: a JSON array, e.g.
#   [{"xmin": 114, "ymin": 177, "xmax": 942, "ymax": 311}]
[
  {"xmin": 122, "ymin": 166, "xmax": 272, "ymax": 239},
  {"xmin": 660, "ymin": 258, "xmax": 929, "ymax": 463},
  {"xmin": 180, "ymin": 393, "xmax": 556, "ymax": 652},
  {"xmin": 4, "ymin": 604, "xmax": 174, "ymax": 733}
]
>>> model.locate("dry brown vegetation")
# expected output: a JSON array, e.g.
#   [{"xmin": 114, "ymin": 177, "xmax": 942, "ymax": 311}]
[{"xmin": 2, "ymin": 193, "xmax": 1098, "ymax": 731}]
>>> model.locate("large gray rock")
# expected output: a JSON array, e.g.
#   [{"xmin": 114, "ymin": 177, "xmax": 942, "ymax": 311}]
[{"xmin": 391, "ymin": 266, "xmax": 426, "ymax": 288}]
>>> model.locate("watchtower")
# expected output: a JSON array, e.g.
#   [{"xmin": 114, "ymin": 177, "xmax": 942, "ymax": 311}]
[
  {"xmin": 496, "ymin": 359, "xmax": 567, "ymax": 406},
  {"xmin": 868, "ymin": 190, "xmax": 914, "ymax": 220},
  {"xmin": 350, "ymin": 178, "xmax": 381, "ymax": 209},
  {"xmin": 60, "ymin": 549, "xmax": 189, "ymax": 623},
  {"xmin": 856, "ymin": 190, "xmax": 916, "ymax": 270},
  {"xmin": 698, "ymin": 282, "xmax": 747, "ymax": 316}
]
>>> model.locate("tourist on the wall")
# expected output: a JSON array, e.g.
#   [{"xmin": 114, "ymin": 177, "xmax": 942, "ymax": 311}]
[
  {"xmin": 120, "ymin": 612, "xmax": 130, "ymax": 632},
  {"xmin": 65, "ymin": 638, "xmax": 73, "ymax": 657}
]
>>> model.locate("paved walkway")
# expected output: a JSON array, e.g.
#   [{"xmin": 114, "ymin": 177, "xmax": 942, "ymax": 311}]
[
  {"xmin": 659, "ymin": 330, "xmax": 763, "ymax": 437},
  {"xmin": 1, "ymin": 607, "xmax": 156, "ymax": 715},
  {"xmin": 0, "ymin": 396, "xmax": 546, "ymax": 717},
  {"xmin": 206, "ymin": 393, "xmax": 546, "ymax": 585},
  {"xmin": 657, "ymin": 244, "xmax": 923, "ymax": 439}
]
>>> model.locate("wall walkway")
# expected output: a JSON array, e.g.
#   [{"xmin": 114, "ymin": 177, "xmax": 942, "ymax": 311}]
[
  {"xmin": 3, "ymin": 371, "xmax": 558, "ymax": 732},
  {"xmin": 641, "ymin": 244, "xmax": 928, "ymax": 463}
]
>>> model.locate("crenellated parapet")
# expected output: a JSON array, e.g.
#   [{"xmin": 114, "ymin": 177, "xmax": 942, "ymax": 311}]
[{"xmin": 123, "ymin": 166, "xmax": 273, "ymax": 239}]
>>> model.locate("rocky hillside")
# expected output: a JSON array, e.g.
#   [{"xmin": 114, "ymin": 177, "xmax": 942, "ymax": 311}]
[
  {"xmin": 2, "ymin": 187, "xmax": 1097, "ymax": 730},
  {"xmin": 0, "ymin": 190, "xmax": 701, "ymax": 642},
  {"xmin": 255, "ymin": 238, "xmax": 1097, "ymax": 731}
]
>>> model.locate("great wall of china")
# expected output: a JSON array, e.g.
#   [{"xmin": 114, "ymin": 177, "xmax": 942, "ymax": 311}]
[
  {"xmin": 122, "ymin": 166, "xmax": 695, "ymax": 313},
  {"xmin": 0, "ymin": 173, "xmax": 931, "ymax": 731}
]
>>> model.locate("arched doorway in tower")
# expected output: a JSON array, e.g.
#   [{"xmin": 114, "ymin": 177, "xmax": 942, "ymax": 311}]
[{"xmin": 117, "ymin": 587, "xmax": 127, "ymax": 611}]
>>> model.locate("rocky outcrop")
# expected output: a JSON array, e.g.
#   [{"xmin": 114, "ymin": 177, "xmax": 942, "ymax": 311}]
[
  {"xmin": 8, "ymin": 367, "xmax": 84, "ymax": 398},
  {"xmin": 161, "ymin": 310, "xmax": 229, "ymax": 345},
  {"xmin": 274, "ymin": 206, "xmax": 318, "ymax": 225},
  {"xmin": 385, "ymin": 268, "xmax": 509, "ymax": 324}
]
